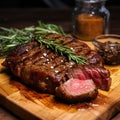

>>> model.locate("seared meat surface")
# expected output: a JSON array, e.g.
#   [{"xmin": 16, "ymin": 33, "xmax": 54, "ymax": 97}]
[{"xmin": 2, "ymin": 33, "xmax": 111, "ymax": 103}]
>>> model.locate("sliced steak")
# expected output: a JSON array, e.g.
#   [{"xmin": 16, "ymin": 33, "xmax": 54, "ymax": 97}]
[
  {"xmin": 55, "ymin": 78, "xmax": 98, "ymax": 103},
  {"xmin": 2, "ymin": 33, "xmax": 111, "ymax": 103},
  {"xmin": 66, "ymin": 65, "xmax": 111, "ymax": 91}
]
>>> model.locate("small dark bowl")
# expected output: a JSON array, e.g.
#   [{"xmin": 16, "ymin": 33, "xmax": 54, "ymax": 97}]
[{"xmin": 93, "ymin": 34, "xmax": 120, "ymax": 65}]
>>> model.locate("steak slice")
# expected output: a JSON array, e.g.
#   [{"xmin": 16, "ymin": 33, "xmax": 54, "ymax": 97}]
[
  {"xmin": 66, "ymin": 65, "xmax": 111, "ymax": 91},
  {"xmin": 55, "ymin": 78, "xmax": 98, "ymax": 103},
  {"xmin": 2, "ymin": 33, "xmax": 111, "ymax": 103}
]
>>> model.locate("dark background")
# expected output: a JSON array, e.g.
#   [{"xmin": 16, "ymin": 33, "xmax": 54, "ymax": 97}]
[{"xmin": 0, "ymin": 0, "xmax": 120, "ymax": 8}]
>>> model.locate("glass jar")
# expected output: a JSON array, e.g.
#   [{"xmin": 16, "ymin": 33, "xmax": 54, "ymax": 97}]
[{"xmin": 72, "ymin": 0, "xmax": 110, "ymax": 41}]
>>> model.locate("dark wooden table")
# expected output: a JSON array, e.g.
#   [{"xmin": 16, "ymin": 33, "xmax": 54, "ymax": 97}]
[{"xmin": 0, "ymin": 6, "xmax": 120, "ymax": 120}]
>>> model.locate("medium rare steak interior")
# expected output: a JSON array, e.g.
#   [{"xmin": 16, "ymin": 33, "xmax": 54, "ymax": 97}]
[{"xmin": 2, "ymin": 33, "xmax": 111, "ymax": 103}]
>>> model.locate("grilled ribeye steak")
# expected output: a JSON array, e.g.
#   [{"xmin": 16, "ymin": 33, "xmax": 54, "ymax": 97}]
[{"xmin": 2, "ymin": 33, "xmax": 111, "ymax": 103}]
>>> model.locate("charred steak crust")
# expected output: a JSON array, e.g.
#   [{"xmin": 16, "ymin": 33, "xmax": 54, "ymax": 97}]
[{"xmin": 2, "ymin": 33, "xmax": 111, "ymax": 103}]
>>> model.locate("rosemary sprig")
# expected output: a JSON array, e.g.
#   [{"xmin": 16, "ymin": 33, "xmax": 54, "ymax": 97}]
[
  {"xmin": 37, "ymin": 36, "xmax": 88, "ymax": 65},
  {"xmin": 34, "ymin": 21, "xmax": 66, "ymax": 35},
  {"xmin": 0, "ymin": 27, "xmax": 33, "ymax": 56},
  {"xmin": 0, "ymin": 21, "xmax": 88, "ymax": 65}
]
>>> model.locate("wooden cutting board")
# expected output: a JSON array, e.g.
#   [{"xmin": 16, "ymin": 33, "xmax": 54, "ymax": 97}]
[{"xmin": 0, "ymin": 42, "xmax": 120, "ymax": 120}]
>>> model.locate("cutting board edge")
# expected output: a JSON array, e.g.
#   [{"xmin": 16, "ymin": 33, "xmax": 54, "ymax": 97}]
[{"xmin": 0, "ymin": 94, "xmax": 42, "ymax": 120}]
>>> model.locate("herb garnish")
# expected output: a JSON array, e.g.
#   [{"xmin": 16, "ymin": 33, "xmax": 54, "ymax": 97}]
[
  {"xmin": 0, "ymin": 21, "xmax": 88, "ymax": 65},
  {"xmin": 37, "ymin": 36, "xmax": 88, "ymax": 65}
]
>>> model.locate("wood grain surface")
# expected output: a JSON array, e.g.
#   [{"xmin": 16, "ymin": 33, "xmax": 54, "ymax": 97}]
[{"xmin": 0, "ymin": 41, "xmax": 120, "ymax": 120}]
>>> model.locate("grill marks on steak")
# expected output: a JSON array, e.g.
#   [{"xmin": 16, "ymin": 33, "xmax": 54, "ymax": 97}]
[
  {"xmin": 21, "ymin": 65, "xmax": 62, "ymax": 93},
  {"xmin": 4, "ymin": 33, "xmax": 102, "ymax": 72},
  {"xmin": 46, "ymin": 34, "xmax": 102, "ymax": 65},
  {"xmin": 2, "ymin": 33, "xmax": 111, "ymax": 103}
]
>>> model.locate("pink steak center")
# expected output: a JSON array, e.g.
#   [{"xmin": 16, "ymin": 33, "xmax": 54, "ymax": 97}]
[{"xmin": 64, "ymin": 78, "xmax": 95, "ymax": 96}]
